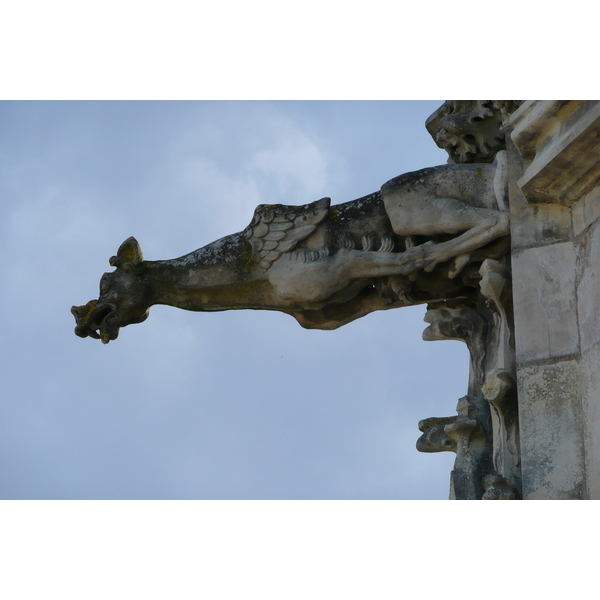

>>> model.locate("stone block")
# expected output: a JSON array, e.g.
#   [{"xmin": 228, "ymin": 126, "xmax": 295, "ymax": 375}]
[
  {"xmin": 573, "ymin": 185, "xmax": 600, "ymax": 237},
  {"xmin": 577, "ymin": 217, "xmax": 600, "ymax": 353},
  {"xmin": 507, "ymin": 140, "xmax": 573, "ymax": 251},
  {"xmin": 509, "ymin": 201, "xmax": 573, "ymax": 251},
  {"xmin": 581, "ymin": 340, "xmax": 600, "ymax": 499},
  {"xmin": 517, "ymin": 360, "xmax": 585, "ymax": 499},
  {"xmin": 512, "ymin": 242, "xmax": 579, "ymax": 362}
]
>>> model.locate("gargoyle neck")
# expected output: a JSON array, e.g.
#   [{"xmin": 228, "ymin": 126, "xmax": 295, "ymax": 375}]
[{"xmin": 141, "ymin": 232, "xmax": 267, "ymax": 311}]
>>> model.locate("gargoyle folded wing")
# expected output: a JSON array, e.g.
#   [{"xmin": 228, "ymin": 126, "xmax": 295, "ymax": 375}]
[{"xmin": 243, "ymin": 197, "xmax": 331, "ymax": 270}]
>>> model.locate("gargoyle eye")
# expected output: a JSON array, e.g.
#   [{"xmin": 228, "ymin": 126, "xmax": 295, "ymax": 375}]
[{"xmin": 100, "ymin": 277, "xmax": 111, "ymax": 296}]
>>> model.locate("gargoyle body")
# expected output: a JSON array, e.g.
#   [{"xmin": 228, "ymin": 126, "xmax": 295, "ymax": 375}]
[{"xmin": 72, "ymin": 157, "xmax": 510, "ymax": 343}]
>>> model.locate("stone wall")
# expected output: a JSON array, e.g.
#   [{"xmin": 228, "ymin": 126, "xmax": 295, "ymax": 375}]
[{"xmin": 510, "ymin": 101, "xmax": 600, "ymax": 499}]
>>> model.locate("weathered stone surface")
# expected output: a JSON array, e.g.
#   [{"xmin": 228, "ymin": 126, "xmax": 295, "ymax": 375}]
[
  {"xmin": 416, "ymin": 417, "xmax": 457, "ymax": 453},
  {"xmin": 511, "ymin": 101, "xmax": 600, "ymax": 205},
  {"xmin": 580, "ymin": 340, "xmax": 600, "ymax": 499},
  {"xmin": 576, "ymin": 217, "xmax": 600, "ymax": 353},
  {"xmin": 479, "ymin": 259, "xmax": 514, "ymax": 372},
  {"xmin": 509, "ymin": 97, "xmax": 600, "ymax": 501},
  {"xmin": 446, "ymin": 396, "xmax": 493, "ymax": 500},
  {"xmin": 509, "ymin": 200, "xmax": 573, "ymax": 251},
  {"xmin": 512, "ymin": 242, "xmax": 579, "ymax": 362},
  {"xmin": 482, "ymin": 473, "xmax": 519, "ymax": 500},
  {"xmin": 517, "ymin": 360, "xmax": 585, "ymax": 499},
  {"xmin": 506, "ymin": 136, "xmax": 573, "ymax": 251},
  {"xmin": 483, "ymin": 368, "xmax": 520, "ymax": 489},
  {"xmin": 572, "ymin": 185, "xmax": 600, "ymax": 236}
]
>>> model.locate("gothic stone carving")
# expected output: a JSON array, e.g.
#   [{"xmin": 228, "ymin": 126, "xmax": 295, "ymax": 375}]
[
  {"xmin": 72, "ymin": 101, "xmax": 522, "ymax": 501},
  {"xmin": 414, "ymin": 102, "xmax": 522, "ymax": 499},
  {"xmin": 426, "ymin": 100, "xmax": 523, "ymax": 165},
  {"xmin": 72, "ymin": 152, "xmax": 510, "ymax": 343},
  {"xmin": 483, "ymin": 368, "xmax": 521, "ymax": 489},
  {"xmin": 482, "ymin": 473, "xmax": 520, "ymax": 500},
  {"xmin": 479, "ymin": 260, "xmax": 521, "ymax": 491},
  {"xmin": 417, "ymin": 262, "xmax": 520, "ymax": 499},
  {"xmin": 419, "ymin": 301, "xmax": 495, "ymax": 499},
  {"xmin": 417, "ymin": 397, "xmax": 494, "ymax": 501},
  {"xmin": 417, "ymin": 416, "xmax": 457, "ymax": 453}
]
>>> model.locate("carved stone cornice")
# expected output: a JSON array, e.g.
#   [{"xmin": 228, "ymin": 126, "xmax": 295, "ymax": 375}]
[{"xmin": 510, "ymin": 100, "xmax": 600, "ymax": 205}]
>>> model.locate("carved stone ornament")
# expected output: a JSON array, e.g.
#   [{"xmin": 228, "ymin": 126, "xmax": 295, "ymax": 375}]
[
  {"xmin": 482, "ymin": 473, "xmax": 520, "ymax": 500},
  {"xmin": 417, "ymin": 417, "xmax": 457, "ymax": 453},
  {"xmin": 446, "ymin": 395, "xmax": 493, "ymax": 500},
  {"xmin": 426, "ymin": 101, "xmax": 523, "ymax": 165},
  {"xmin": 510, "ymin": 100, "xmax": 600, "ymax": 205},
  {"xmin": 72, "ymin": 102, "xmax": 523, "ymax": 500}
]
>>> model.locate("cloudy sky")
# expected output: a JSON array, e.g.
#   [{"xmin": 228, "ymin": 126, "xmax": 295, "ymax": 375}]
[{"xmin": 0, "ymin": 100, "xmax": 476, "ymax": 500}]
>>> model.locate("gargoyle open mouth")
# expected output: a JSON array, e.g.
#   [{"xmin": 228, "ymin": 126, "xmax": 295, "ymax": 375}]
[{"xmin": 71, "ymin": 301, "xmax": 119, "ymax": 344}]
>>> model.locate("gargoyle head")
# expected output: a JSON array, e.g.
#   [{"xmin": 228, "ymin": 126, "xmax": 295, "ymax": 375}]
[
  {"xmin": 71, "ymin": 237, "xmax": 150, "ymax": 343},
  {"xmin": 426, "ymin": 101, "xmax": 522, "ymax": 164}
]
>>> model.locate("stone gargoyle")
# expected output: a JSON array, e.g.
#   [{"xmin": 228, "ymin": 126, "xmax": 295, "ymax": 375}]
[
  {"xmin": 72, "ymin": 102, "xmax": 512, "ymax": 344},
  {"xmin": 71, "ymin": 162, "xmax": 510, "ymax": 343}
]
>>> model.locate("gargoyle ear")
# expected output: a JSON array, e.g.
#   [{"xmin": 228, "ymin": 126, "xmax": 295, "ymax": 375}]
[{"xmin": 109, "ymin": 237, "xmax": 144, "ymax": 268}]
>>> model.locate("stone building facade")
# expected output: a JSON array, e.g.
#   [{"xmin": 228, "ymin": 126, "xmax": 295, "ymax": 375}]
[{"xmin": 509, "ymin": 101, "xmax": 600, "ymax": 499}]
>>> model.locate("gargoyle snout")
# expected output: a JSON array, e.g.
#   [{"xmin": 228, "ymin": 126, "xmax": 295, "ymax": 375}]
[
  {"xmin": 71, "ymin": 300, "xmax": 118, "ymax": 342},
  {"xmin": 72, "ymin": 300, "xmax": 100, "ymax": 339}
]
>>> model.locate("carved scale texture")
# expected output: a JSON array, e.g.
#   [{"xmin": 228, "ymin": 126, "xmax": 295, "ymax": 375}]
[{"xmin": 244, "ymin": 197, "xmax": 331, "ymax": 271}]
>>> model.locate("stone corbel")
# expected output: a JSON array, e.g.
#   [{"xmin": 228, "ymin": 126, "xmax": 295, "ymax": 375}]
[
  {"xmin": 422, "ymin": 304, "xmax": 487, "ymax": 388},
  {"xmin": 417, "ymin": 397, "xmax": 492, "ymax": 500},
  {"xmin": 447, "ymin": 396, "xmax": 493, "ymax": 500},
  {"xmin": 419, "ymin": 303, "xmax": 494, "ymax": 498},
  {"xmin": 416, "ymin": 416, "xmax": 457, "ymax": 453},
  {"xmin": 510, "ymin": 100, "xmax": 600, "ymax": 205}
]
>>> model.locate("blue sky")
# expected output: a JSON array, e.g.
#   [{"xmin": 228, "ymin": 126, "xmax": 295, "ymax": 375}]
[{"xmin": 0, "ymin": 100, "xmax": 473, "ymax": 499}]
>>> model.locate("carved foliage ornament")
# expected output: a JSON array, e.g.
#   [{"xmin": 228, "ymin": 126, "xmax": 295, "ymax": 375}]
[{"xmin": 426, "ymin": 101, "xmax": 523, "ymax": 164}]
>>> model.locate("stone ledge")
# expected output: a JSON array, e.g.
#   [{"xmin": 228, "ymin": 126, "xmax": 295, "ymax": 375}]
[{"xmin": 510, "ymin": 100, "xmax": 600, "ymax": 206}]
